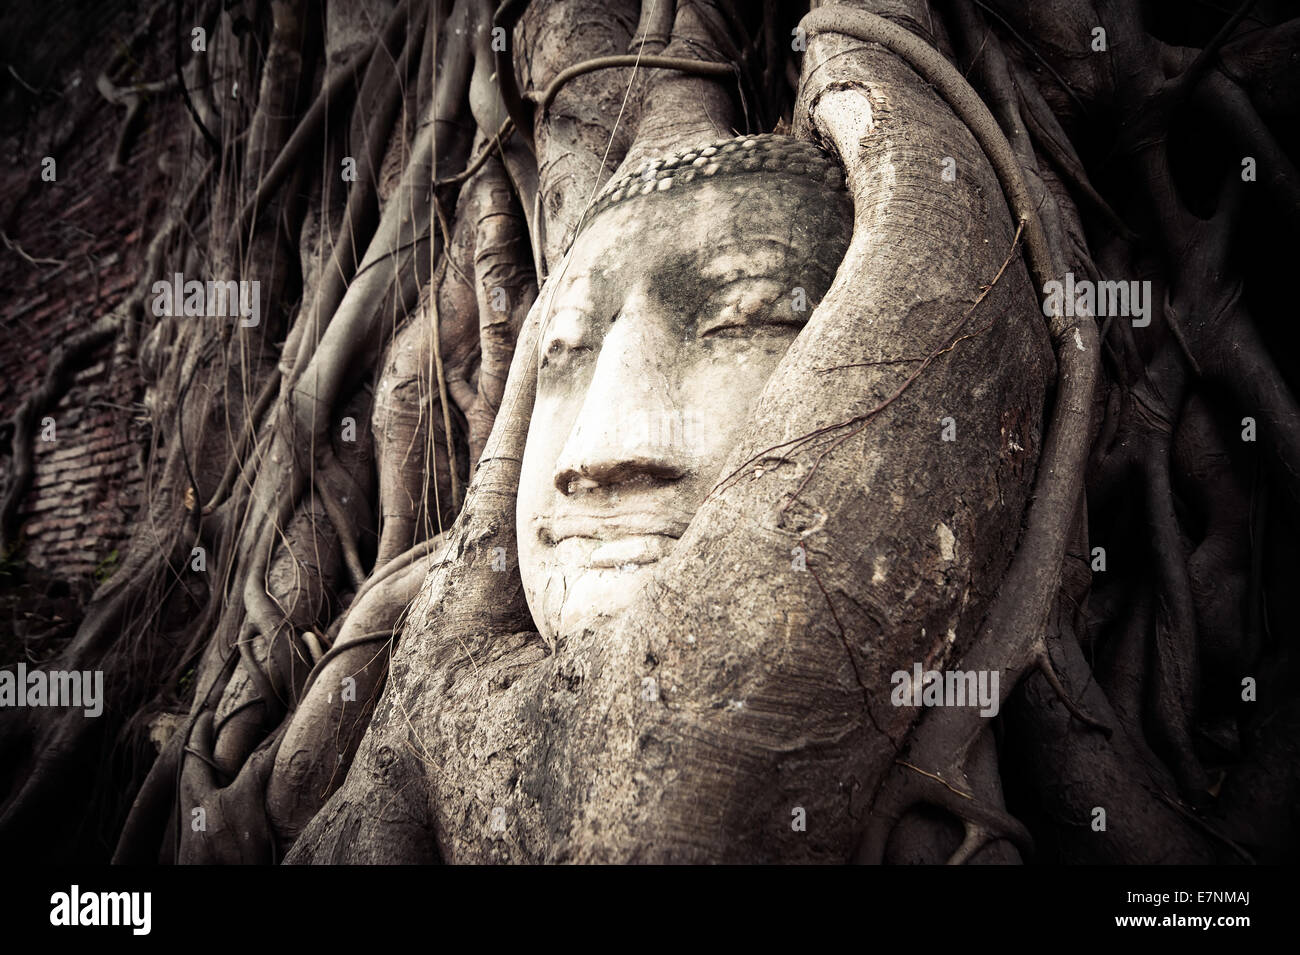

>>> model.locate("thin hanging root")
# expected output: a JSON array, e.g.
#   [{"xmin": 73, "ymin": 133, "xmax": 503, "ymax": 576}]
[
  {"xmin": 236, "ymin": 29, "xmax": 388, "ymax": 232},
  {"xmin": 1015, "ymin": 82, "xmax": 1138, "ymax": 244},
  {"xmin": 954, "ymin": 0, "xmax": 1133, "ymax": 246},
  {"xmin": 287, "ymin": 2, "xmax": 431, "ymax": 380},
  {"xmin": 434, "ymin": 194, "xmax": 471, "ymax": 288},
  {"xmin": 428, "ymin": 258, "xmax": 462, "ymax": 511},
  {"xmin": 203, "ymin": 369, "xmax": 280, "ymax": 514},
  {"xmin": 1033, "ymin": 645, "xmax": 1113, "ymax": 737}
]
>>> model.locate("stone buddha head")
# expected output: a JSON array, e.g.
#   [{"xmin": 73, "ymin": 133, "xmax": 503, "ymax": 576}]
[{"xmin": 516, "ymin": 135, "xmax": 854, "ymax": 644}]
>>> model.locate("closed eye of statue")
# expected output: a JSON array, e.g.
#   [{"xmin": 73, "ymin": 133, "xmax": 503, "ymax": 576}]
[
  {"xmin": 540, "ymin": 338, "xmax": 592, "ymax": 371},
  {"xmin": 539, "ymin": 310, "xmax": 595, "ymax": 371},
  {"xmin": 697, "ymin": 278, "xmax": 802, "ymax": 338}
]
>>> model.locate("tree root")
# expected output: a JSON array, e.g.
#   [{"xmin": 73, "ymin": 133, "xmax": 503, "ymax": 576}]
[
  {"xmin": 800, "ymin": 4, "xmax": 1101, "ymax": 863},
  {"xmin": 1034, "ymin": 649, "xmax": 1112, "ymax": 737},
  {"xmin": 235, "ymin": 7, "xmax": 402, "ymax": 232},
  {"xmin": 864, "ymin": 754, "xmax": 1034, "ymax": 864}
]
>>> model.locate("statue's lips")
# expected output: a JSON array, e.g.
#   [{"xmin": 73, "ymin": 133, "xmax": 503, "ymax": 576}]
[{"xmin": 537, "ymin": 513, "xmax": 690, "ymax": 569}]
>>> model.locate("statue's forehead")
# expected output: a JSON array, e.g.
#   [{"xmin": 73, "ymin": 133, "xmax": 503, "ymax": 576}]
[
  {"xmin": 580, "ymin": 133, "xmax": 847, "ymax": 233},
  {"xmin": 563, "ymin": 181, "xmax": 816, "ymax": 272},
  {"xmin": 537, "ymin": 150, "xmax": 852, "ymax": 335}
]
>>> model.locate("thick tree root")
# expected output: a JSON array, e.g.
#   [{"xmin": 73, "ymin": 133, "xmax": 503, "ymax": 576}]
[{"xmin": 800, "ymin": 3, "xmax": 1100, "ymax": 864}]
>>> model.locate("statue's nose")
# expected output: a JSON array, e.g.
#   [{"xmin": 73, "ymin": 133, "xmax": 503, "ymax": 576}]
[{"xmin": 553, "ymin": 314, "xmax": 691, "ymax": 495}]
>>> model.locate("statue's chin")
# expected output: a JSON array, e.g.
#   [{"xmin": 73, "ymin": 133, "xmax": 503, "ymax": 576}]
[{"xmin": 536, "ymin": 553, "xmax": 665, "ymax": 643}]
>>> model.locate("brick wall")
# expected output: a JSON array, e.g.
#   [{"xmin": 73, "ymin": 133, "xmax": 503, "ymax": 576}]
[{"xmin": 1, "ymin": 0, "xmax": 176, "ymax": 583}]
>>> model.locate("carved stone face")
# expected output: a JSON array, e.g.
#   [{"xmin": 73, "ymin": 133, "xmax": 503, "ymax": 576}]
[{"xmin": 517, "ymin": 164, "xmax": 852, "ymax": 644}]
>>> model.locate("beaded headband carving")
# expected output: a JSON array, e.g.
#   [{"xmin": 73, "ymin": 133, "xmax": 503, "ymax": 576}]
[{"xmin": 572, "ymin": 133, "xmax": 849, "ymax": 247}]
